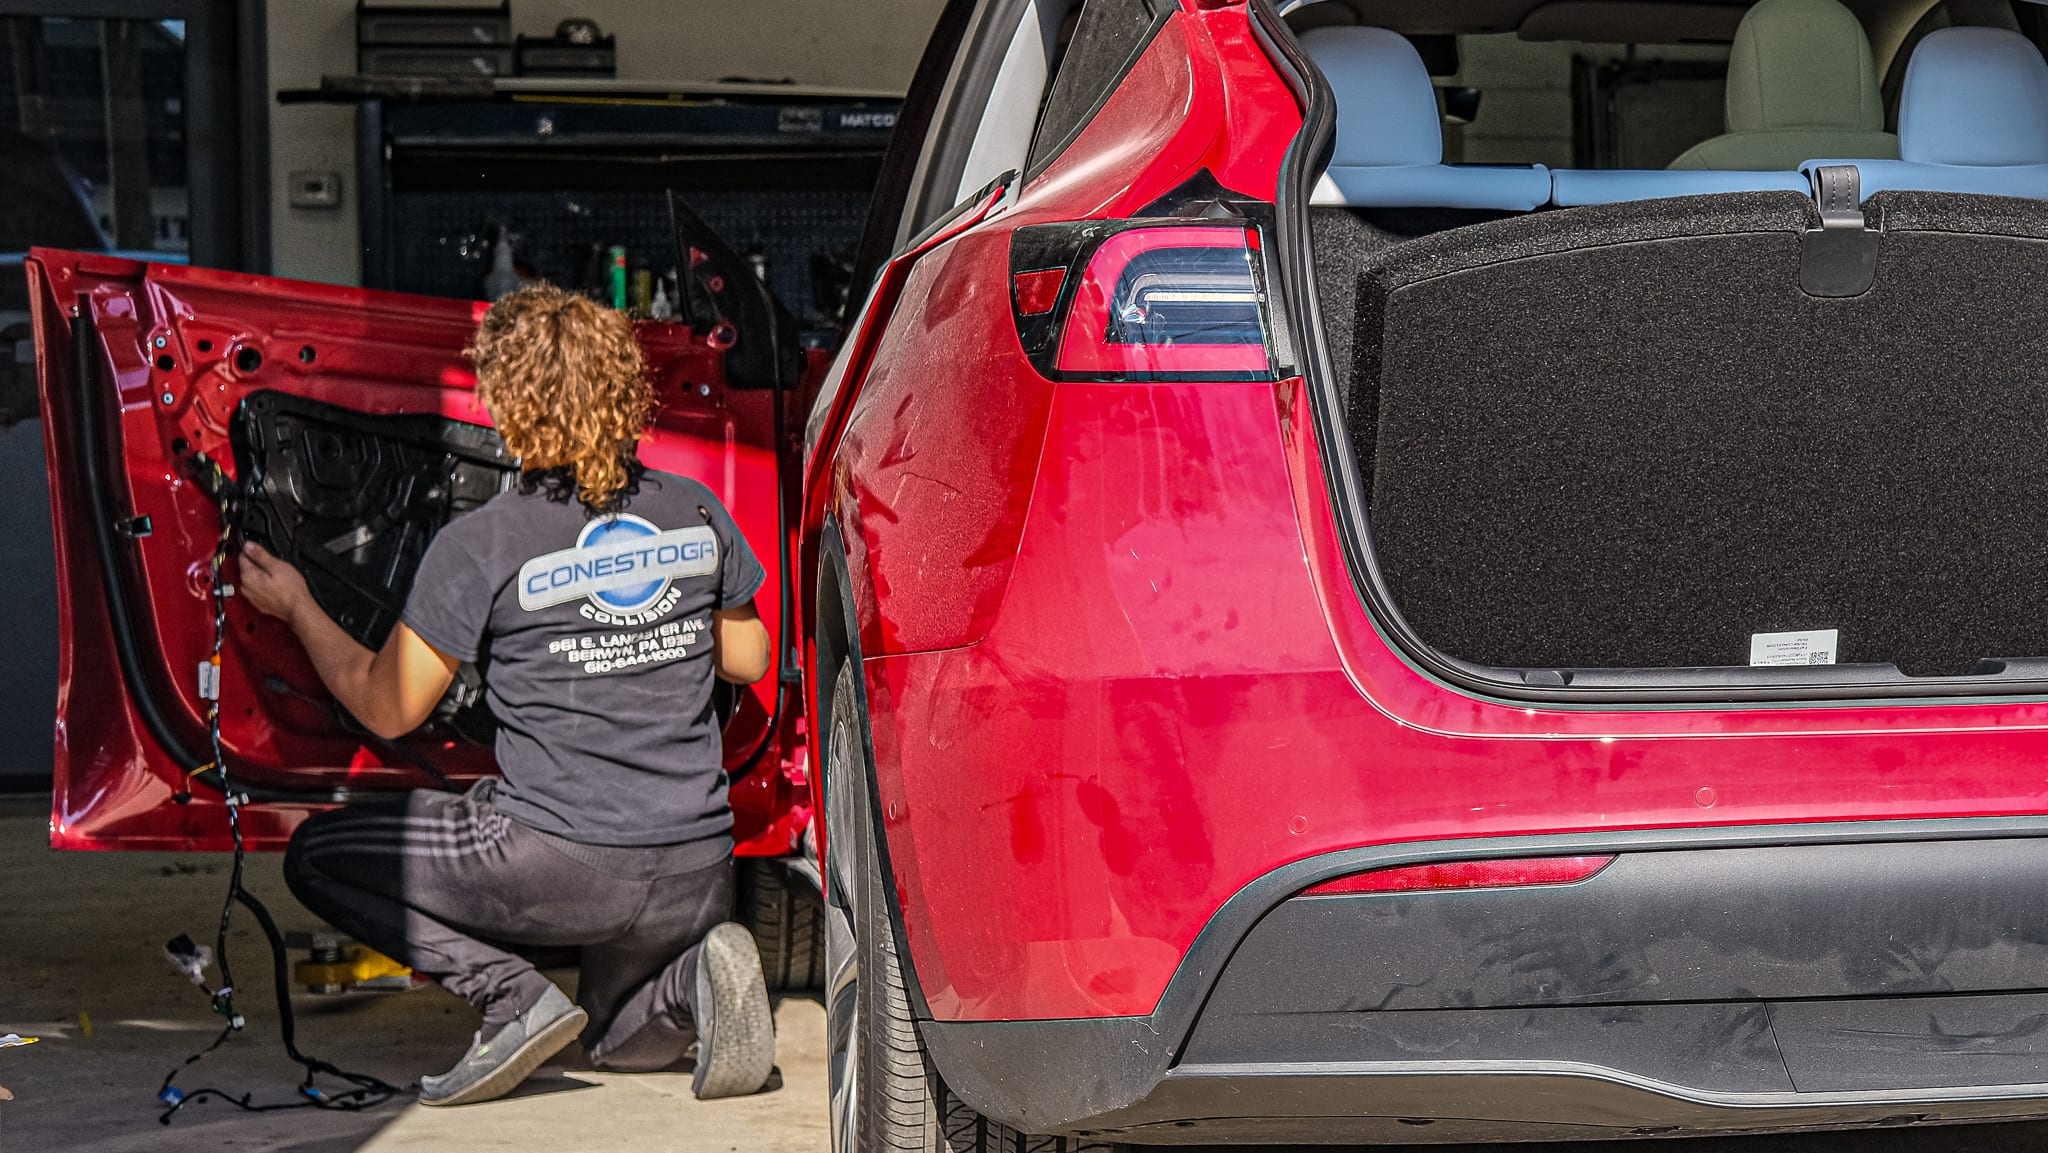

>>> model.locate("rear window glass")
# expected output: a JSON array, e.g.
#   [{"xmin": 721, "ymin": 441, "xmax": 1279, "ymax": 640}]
[
  {"xmin": 1447, "ymin": 35, "xmax": 1731, "ymax": 170},
  {"xmin": 1293, "ymin": 0, "xmax": 2048, "ymax": 172},
  {"xmin": 1029, "ymin": 0, "xmax": 1159, "ymax": 171}
]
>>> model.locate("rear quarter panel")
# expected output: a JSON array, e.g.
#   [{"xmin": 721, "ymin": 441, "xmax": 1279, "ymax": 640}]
[{"xmin": 823, "ymin": 2, "xmax": 2048, "ymax": 1026}]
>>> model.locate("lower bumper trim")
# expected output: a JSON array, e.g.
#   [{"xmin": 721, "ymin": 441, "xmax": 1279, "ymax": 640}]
[{"xmin": 1080, "ymin": 1063, "xmax": 2048, "ymax": 1145}]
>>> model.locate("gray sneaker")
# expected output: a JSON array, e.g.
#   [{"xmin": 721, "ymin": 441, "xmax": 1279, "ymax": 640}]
[
  {"xmin": 420, "ymin": 983, "xmax": 589, "ymax": 1107},
  {"xmin": 690, "ymin": 922, "xmax": 775, "ymax": 1099}
]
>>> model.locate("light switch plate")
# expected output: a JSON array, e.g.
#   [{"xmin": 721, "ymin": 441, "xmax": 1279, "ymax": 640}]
[{"xmin": 288, "ymin": 170, "xmax": 343, "ymax": 210}]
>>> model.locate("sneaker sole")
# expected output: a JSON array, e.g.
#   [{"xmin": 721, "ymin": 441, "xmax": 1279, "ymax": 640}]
[
  {"xmin": 693, "ymin": 923, "xmax": 775, "ymax": 1099},
  {"xmin": 420, "ymin": 1004, "xmax": 589, "ymax": 1108}
]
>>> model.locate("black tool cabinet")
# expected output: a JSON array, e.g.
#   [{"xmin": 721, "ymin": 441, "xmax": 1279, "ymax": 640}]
[{"xmin": 353, "ymin": 87, "xmax": 898, "ymax": 342}]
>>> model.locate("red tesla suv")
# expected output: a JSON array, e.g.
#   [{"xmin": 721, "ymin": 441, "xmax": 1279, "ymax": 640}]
[
  {"xmin": 804, "ymin": 0, "xmax": 2048, "ymax": 1148},
  {"xmin": 34, "ymin": 0, "xmax": 2048, "ymax": 1148}
]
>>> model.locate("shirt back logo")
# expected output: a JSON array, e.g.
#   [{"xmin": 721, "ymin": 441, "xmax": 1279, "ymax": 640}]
[{"xmin": 517, "ymin": 514, "xmax": 719, "ymax": 613}]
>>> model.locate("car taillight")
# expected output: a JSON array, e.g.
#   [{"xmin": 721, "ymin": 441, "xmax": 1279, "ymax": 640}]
[
  {"xmin": 1010, "ymin": 222, "xmax": 1274, "ymax": 382},
  {"xmin": 1301, "ymin": 855, "xmax": 1616, "ymax": 897}
]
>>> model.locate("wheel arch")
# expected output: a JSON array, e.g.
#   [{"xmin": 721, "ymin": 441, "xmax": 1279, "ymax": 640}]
[{"xmin": 814, "ymin": 519, "xmax": 936, "ymax": 1022}]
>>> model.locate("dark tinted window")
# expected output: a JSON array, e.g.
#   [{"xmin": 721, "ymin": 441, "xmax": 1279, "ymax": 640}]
[
  {"xmin": 849, "ymin": 0, "xmax": 980, "ymax": 290},
  {"xmin": 1028, "ymin": 0, "xmax": 1158, "ymax": 172}
]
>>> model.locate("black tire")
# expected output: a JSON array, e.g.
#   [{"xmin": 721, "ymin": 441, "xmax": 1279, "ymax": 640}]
[
  {"xmin": 822, "ymin": 661, "xmax": 1122, "ymax": 1153},
  {"xmin": 740, "ymin": 857, "xmax": 825, "ymax": 993}
]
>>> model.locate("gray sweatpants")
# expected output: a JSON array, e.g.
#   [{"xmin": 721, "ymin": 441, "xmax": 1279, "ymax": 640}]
[{"xmin": 282, "ymin": 781, "xmax": 731, "ymax": 1072}]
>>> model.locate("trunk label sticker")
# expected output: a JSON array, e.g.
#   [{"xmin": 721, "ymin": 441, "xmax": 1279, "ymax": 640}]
[
  {"xmin": 1749, "ymin": 628, "xmax": 1839, "ymax": 667},
  {"xmin": 517, "ymin": 516, "xmax": 719, "ymax": 614}
]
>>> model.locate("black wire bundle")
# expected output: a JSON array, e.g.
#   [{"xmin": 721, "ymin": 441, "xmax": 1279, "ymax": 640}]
[
  {"xmin": 157, "ymin": 458, "xmax": 405, "ymax": 1125},
  {"xmin": 156, "ymin": 887, "xmax": 404, "ymax": 1123}
]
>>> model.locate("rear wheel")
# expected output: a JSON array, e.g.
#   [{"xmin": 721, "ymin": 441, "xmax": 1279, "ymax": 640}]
[
  {"xmin": 822, "ymin": 661, "xmax": 1122, "ymax": 1153},
  {"xmin": 740, "ymin": 857, "xmax": 824, "ymax": 993},
  {"xmin": 825, "ymin": 661, "xmax": 937, "ymax": 1151}
]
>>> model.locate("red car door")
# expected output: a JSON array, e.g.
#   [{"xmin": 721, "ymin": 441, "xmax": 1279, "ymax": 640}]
[{"xmin": 29, "ymin": 249, "xmax": 802, "ymax": 852}]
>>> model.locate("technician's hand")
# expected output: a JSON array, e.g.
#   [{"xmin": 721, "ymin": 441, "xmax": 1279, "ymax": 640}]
[{"xmin": 238, "ymin": 542, "xmax": 313, "ymax": 625}]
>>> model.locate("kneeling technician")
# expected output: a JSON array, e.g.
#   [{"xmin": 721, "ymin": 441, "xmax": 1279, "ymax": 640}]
[{"xmin": 237, "ymin": 284, "xmax": 776, "ymax": 1106}]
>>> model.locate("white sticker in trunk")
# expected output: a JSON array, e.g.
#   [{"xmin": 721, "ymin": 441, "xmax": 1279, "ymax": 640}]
[{"xmin": 1749, "ymin": 629, "xmax": 1839, "ymax": 667}]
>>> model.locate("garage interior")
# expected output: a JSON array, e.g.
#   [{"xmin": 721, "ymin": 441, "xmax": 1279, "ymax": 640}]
[
  {"xmin": 0, "ymin": 0, "xmax": 929, "ymax": 1147},
  {"xmin": 10, "ymin": 0, "xmax": 2048, "ymax": 1151}
]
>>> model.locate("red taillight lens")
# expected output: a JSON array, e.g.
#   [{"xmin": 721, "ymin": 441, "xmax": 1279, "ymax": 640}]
[
  {"xmin": 1013, "ymin": 267, "xmax": 1066, "ymax": 316},
  {"xmin": 1057, "ymin": 226, "xmax": 1267, "ymax": 376},
  {"xmin": 1010, "ymin": 221, "xmax": 1274, "ymax": 382},
  {"xmin": 1302, "ymin": 855, "xmax": 1615, "ymax": 897}
]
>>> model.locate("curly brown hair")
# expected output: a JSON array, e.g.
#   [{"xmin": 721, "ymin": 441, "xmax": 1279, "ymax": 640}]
[{"xmin": 469, "ymin": 284, "xmax": 651, "ymax": 514}]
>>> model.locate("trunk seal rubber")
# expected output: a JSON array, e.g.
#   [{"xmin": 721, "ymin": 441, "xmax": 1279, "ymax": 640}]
[{"xmin": 70, "ymin": 298, "xmax": 351, "ymax": 804}]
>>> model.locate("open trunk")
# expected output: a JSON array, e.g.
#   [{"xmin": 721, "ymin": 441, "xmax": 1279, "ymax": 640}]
[{"xmin": 1312, "ymin": 187, "xmax": 2048, "ymax": 697}]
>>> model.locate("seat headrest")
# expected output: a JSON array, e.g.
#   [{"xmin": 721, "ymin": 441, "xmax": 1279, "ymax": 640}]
[
  {"xmin": 1900, "ymin": 27, "xmax": 2048, "ymax": 166},
  {"xmin": 1725, "ymin": 0, "xmax": 1882, "ymax": 134},
  {"xmin": 1298, "ymin": 26, "xmax": 1440, "ymax": 168}
]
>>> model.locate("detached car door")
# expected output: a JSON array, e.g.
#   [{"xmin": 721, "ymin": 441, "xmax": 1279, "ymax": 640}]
[{"xmin": 30, "ymin": 250, "xmax": 790, "ymax": 850}]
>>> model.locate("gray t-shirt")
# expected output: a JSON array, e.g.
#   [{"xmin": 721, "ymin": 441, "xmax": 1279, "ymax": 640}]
[{"xmin": 402, "ymin": 470, "xmax": 765, "ymax": 848}]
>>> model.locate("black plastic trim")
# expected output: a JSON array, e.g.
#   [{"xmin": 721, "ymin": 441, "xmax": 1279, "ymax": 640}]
[
  {"xmin": 72, "ymin": 303, "xmax": 205, "ymax": 774},
  {"xmin": 923, "ymin": 814, "xmax": 2048, "ymax": 1134},
  {"xmin": 906, "ymin": 168, "xmax": 1015, "ymax": 256},
  {"xmin": 1200, "ymin": 838, "xmax": 2048, "ymax": 1015},
  {"xmin": 874, "ymin": 0, "xmax": 1030, "ymax": 269},
  {"xmin": 1020, "ymin": 2, "xmax": 1176, "ymax": 187},
  {"xmin": 849, "ymin": 0, "xmax": 952, "ymax": 301},
  {"xmin": 1088, "ymin": 1064, "xmax": 2048, "ymax": 1143}
]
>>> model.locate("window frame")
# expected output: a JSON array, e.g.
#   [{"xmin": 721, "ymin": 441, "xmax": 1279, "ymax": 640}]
[
  {"xmin": 1021, "ymin": 0, "xmax": 1173, "ymax": 182},
  {"xmin": 0, "ymin": 0, "xmax": 266, "ymax": 271},
  {"xmin": 885, "ymin": 0, "xmax": 1041, "ymax": 259}
]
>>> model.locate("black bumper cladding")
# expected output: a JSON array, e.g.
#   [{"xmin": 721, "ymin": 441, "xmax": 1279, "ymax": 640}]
[{"xmin": 921, "ymin": 820, "xmax": 2048, "ymax": 1143}]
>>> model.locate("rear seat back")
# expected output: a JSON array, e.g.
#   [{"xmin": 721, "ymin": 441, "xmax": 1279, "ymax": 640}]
[
  {"xmin": 1553, "ymin": 0, "xmax": 1890, "ymax": 205},
  {"xmin": 1354, "ymin": 189, "xmax": 2048, "ymax": 674},
  {"xmin": 1667, "ymin": 0, "xmax": 1897, "ymax": 171},
  {"xmin": 1900, "ymin": 26, "xmax": 2048, "ymax": 166},
  {"xmin": 1305, "ymin": 15, "xmax": 2048, "ymax": 211},
  {"xmin": 1550, "ymin": 168, "xmax": 1808, "ymax": 207},
  {"xmin": 1302, "ymin": 26, "xmax": 1549, "ymax": 212},
  {"xmin": 1809, "ymin": 27, "xmax": 2048, "ymax": 197}
]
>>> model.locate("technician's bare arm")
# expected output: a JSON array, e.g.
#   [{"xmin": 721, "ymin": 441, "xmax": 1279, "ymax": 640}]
[
  {"xmin": 712, "ymin": 601, "xmax": 771, "ymax": 685},
  {"xmin": 238, "ymin": 541, "xmax": 459, "ymax": 739}
]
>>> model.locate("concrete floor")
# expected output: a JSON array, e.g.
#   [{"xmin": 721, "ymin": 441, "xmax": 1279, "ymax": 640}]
[
  {"xmin": 10, "ymin": 791, "xmax": 2048, "ymax": 1153},
  {"xmin": 0, "ymin": 795, "xmax": 824, "ymax": 1153}
]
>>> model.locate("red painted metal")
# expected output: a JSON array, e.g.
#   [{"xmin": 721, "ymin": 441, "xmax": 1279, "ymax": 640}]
[
  {"xmin": 797, "ymin": 178, "xmax": 1016, "ymax": 873},
  {"xmin": 1301, "ymin": 856, "xmax": 1616, "ymax": 897},
  {"xmin": 31, "ymin": 252, "xmax": 808, "ymax": 853},
  {"xmin": 831, "ymin": 228, "xmax": 1059, "ymax": 660},
  {"xmin": 799, "ymin": 1, "xmax": 2048, "ymax": 1027},
  {"xmin": 1010, "ymin": 6, "xmax": 1301, "ymax": 226},
  {"xmin": 861, "ymin": 364, "xmax": 2048, "ymax": 1021}
]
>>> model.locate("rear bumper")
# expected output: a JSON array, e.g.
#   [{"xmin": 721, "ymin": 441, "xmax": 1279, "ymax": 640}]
[
  {"xmin": 1070, "ymin": 1066, "xmax": 2048, "ymax": 1144},
  {"xmin": 922, "ymin": 819, "xmax": 2048, "ymax": 1143}
]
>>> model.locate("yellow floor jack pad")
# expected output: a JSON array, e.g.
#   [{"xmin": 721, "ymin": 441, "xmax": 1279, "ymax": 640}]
[{"xmin": 294, "ymin": 938, "xmax": 427, "ymax": 995}]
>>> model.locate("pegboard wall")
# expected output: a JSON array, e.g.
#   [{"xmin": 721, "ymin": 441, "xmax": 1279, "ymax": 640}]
[{"xmin": 387, "ymin": 187, "xmax": 871, "ymax": 337}]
